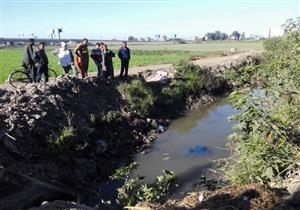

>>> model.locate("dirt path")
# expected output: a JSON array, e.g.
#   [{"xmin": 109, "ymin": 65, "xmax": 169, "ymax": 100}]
[
  {"xmin": 129, "ymin": 51, "xmax": 260, "ymax": 73},
  {"xmin": 0, "ymin": 51, "xmax": 260, "ymax": 91}
]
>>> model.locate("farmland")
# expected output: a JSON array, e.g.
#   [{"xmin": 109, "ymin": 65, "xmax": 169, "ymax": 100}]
[{"xmin": 0, "ymin": 40, "xmax": 263, "ymax": 83}]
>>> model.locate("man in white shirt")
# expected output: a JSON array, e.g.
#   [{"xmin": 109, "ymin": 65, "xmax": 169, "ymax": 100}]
[{"xmin": 55, "ymin": 42, "xmax": 77, "ymax": 77}]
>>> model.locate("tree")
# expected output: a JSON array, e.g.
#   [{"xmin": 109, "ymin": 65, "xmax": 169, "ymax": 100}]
[
  {"xmin": 205, "ymin": 31, "xmax": 229, "ymax": 40},
  {"xmin": 140, "ymin": 37, "xmax": 146, "ymax": 42},
  {"xmin": 231, "ymin": 31, "xmax": 241, "ymax": 40},
  {"xmin": 220, "ymin": 33, "xmax": 228, "ymax": 40},
  {"xmin": 128, "ymin": 36, "xmax": 138, "ymax": 41},
  {"xmin": 162, "ymin": 35, "xmax": 168, "ymax": 41},
  {"xmin": 214, "ymin": 31, "xmax": 222, "ymax": 40},
  {"xmin": 282, "ymin": 17, "xmax": 300, "ymax": 33},
  {"xmin": 146, "ymin": 37, "xmax": 153, "ymax": 42},
  {"xmin": 240, "ymin": 32, "xmax": 246, "ymax": 40},
  {"xmin": 205, "ymin": 32, "xmax": 215, "ymax": 40}
]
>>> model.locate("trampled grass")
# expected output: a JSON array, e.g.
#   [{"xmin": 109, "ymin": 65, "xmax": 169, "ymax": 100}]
[{"xmin": 0, "ymin": 40, "xmax": 263, "ymax": 83}]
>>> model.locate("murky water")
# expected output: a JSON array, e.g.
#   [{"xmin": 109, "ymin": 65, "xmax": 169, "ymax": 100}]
[
  {"xmin": 131, "ymin": 97, "xmax": 237, "ymax": 196},
  {"xmin": 100, "ymin": 97, "xmax": 237, "ymax": 206}
]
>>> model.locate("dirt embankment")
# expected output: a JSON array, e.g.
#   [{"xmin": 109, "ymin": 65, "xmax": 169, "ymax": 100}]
[
  {"xmin": 136, "ymin": 183, "xmax": 300, "ymax": 210},
  {"xmin": 0, "ymin": 51, "xmax": 263, "ymax": 210},
  {"xmin": 0, "ymin": 77, "xmax": 162, "ymax": 209}
]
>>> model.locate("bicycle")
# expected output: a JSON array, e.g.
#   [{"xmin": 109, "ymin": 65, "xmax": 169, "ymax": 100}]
[{"xmin": 7, "ymin": 66, "xmax": 58, "ymax": 89}]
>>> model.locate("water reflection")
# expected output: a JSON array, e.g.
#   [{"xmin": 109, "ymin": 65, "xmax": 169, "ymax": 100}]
[
  {"xmin": 169, "ymin": 98, "xmax": 230, "ymax": 134},
  {"xmin": 132, "ymin": 97, "xmax": 237, "ymax": 195}
]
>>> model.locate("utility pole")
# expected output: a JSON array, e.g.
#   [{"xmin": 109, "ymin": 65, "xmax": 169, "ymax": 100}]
[{"xmin": 57, "ymin": 28, "xmax": 63, "ymax": 42}]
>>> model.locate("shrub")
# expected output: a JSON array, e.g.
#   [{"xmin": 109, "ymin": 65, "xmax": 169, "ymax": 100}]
[
  {"xmin": 224, "ymin": 89, "xmax": 299, "ymax": 184},
  {"xmin": 175, "ymin": 62, "xmax": 227, "ymax": 94},
  {"xmin": 118, "ymin": 80, "xmax": 155, "ymax": 117},
  {"xmin": 263, "ymin": 37, "xmax": 283, "ymax": 52},
  {"xmin": 49, "ymin": 125, "xmax": 76, "ymax": 153},
  {"xmin": 110, "ymin": 162, "xmax": 177, "ymax": 206},
  {"xmin": 102, "ymin": 111, "xmax": 123, "ymax": 124},
  {"xmin": 161, "ymin": 80, "xmax": 187, "ymax": 105},
  {"xmin": 224, "ymin": 19, "xmax": 300, "ymax": 185},
  {"xmin": 225, "ymin": 64, "xmax": 259, "ymax": 87}
]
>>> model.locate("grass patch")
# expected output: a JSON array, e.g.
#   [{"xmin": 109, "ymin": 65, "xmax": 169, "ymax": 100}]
[
  {"xmin": 118, "ymin": 80, "xmax": 155, "ymax": 117},
  {"xmin": 48, "ymin": 125, "xmax": 76, "ymax": 153}
]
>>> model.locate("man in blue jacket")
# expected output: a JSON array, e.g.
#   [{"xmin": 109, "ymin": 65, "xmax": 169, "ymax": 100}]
[{"xmin": 118, "ymin": 41, "xmax": 131, "ymax": 80}]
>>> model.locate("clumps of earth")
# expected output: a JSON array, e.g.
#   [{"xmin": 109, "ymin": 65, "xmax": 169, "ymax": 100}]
[
  {"xmin": 136, "ymin": 183, "xmax": 300, "ymax": 210},
  {"xmin": 0, "ymin": 76, "xmax": 167, "ymax": 209}
]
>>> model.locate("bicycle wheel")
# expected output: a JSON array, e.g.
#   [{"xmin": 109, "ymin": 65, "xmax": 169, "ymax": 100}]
[{"xmin": 8, "ymin": 70, "xmax": 32, "ymax": 89}]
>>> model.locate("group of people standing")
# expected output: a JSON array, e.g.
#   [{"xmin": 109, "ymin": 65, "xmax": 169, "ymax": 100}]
[{"xmin": 22, "ymin": 38, "xmax": 131, "ymax": 83}]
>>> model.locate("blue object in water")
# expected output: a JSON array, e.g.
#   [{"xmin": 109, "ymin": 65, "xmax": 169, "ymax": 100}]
[{"xmin": 185, "ymin": 145, "xmax": 211, "ymax": 156}]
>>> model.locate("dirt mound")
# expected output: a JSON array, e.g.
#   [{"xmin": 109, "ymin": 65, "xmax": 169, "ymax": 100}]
[{"xmin": 0, "ymin": 76, "xmax": 156, "ymax": 209}]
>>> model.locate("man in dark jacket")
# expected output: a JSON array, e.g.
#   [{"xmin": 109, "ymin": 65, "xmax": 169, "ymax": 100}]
[
  {"xmin": 34, "ymin": 42, "xmax": 49, "ymax": 83},
  {"xmin": 90, "ymin": 43, "xmax": 103, "ymax": 78},
  {"xmin": 118, "ymin": 41, "xmax": 130, "ymax": 80},
  {"xmin": 103, "ymin": 44, "xmax": 115, "ymax": 79},
  {"xmin": 23, "ymin": 38, "xmax": 36, "ymax": 82}
]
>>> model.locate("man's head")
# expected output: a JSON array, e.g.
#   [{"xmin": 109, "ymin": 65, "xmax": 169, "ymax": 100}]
[
  {"xmin": 28, "ymin": 38, "xmax": 34, "ymax": 45},
  {"xmin": 38, "ymin": 42, "xmax": 45, "ymax": 50},
  {"xmin": 61, "ymin": 42, "xmax": 67, "ymax": 49},
  {"xmin": 95, "ymin": 43, "xmax": 101, "ymax": 49},
  {"xmin": 99, "ymin": 42, "xmax": 105, "ymax": 49},
  {"xmin": 104, "ymin": 44, "xmax": 108, "ymax": 50},
  {"xmin": 122, "ymin": 41, "xmax": 127, "ymax": 48},
  {"xmin": 82, "ymin": 38, "xmax": 88, "ymax": 45}
]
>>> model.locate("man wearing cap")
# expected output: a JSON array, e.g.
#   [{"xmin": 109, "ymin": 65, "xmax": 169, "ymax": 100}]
[
  {"xmin": 22, "ymin": 38, "xmax": 36, "ymax": 82},
  {"xmin": 118, "ymin": 41, "xmax": 131, "ymax": 80},
  {"xmin": 56, "ymin": 42, "xmax": 77, "ymax": 77},
  {"xmin": 74, "ymin": 38, "xmax": 89, "ymax": 78}
]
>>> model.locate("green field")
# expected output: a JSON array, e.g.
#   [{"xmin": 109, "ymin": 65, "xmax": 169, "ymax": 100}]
[{"xmin": 0, "ymin": 41, "xmax": 263, "ymax": 83}]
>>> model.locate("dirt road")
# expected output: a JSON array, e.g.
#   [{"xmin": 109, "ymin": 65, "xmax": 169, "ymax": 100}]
[{"xmin": 126, "ymin": 50, "xmax": 260, "ymax": 75}]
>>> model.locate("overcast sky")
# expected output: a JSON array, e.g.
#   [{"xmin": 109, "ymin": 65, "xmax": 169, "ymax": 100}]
[{"xmin": 1, "ymin": 0, "xmax": 299, "ymax": 39}]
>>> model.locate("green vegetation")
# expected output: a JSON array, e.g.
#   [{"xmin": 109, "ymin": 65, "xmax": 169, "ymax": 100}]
[
  {"xmin": 224, "ymin": 20, "xmax": 300, "ymax": 184},
  {"xmin": 48, "ymin": 125, "xmax": 76, "ymax": 153},
  {"xmin": 175, "ymin": 62, "xmax": 228, "ymax": 94},
  {"xmin": 88, "ymin": 110, "xmax": 128, "ymax": 146},
  {"xmin": 101, "ymin": 111, "xmax": 123, "ymax": 124},
  {"xmin": 118, "ymin": 63, "xmax": 228, "ymax": 118},
  {"xmin": 118, "ymin": 80, "xmax": 155, "ymax": 117},
  {"xmin": 224, "ymin": 64, "xmax": 260, "ymax": 87},
  {"xmin": 0, "ymin": 41, "xmax": 262, "ymax": 83},
  {"xmin": 110, "ymin": 162, "xmax": 177, "ymax": 206}
]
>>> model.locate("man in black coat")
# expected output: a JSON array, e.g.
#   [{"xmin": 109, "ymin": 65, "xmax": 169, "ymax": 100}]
[
  {"xmin": 22, "ymin": 38, "xmax": 36, "ymax": 81},
  {"xmin": 34, "ymin": 42, "xmax": 49, "ymax": 83},
  {"xmin": 103, "ymin": 44, "xmax": 115, "ymax": 79},
  {"xmin": 118, "ymin": 41, "xmax": 131, "ymax": 80}
]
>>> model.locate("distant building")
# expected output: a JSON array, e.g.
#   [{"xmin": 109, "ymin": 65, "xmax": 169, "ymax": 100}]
[{"xmin": 248, "ymin": 34, "xmax": 264, "ymax": 40}]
